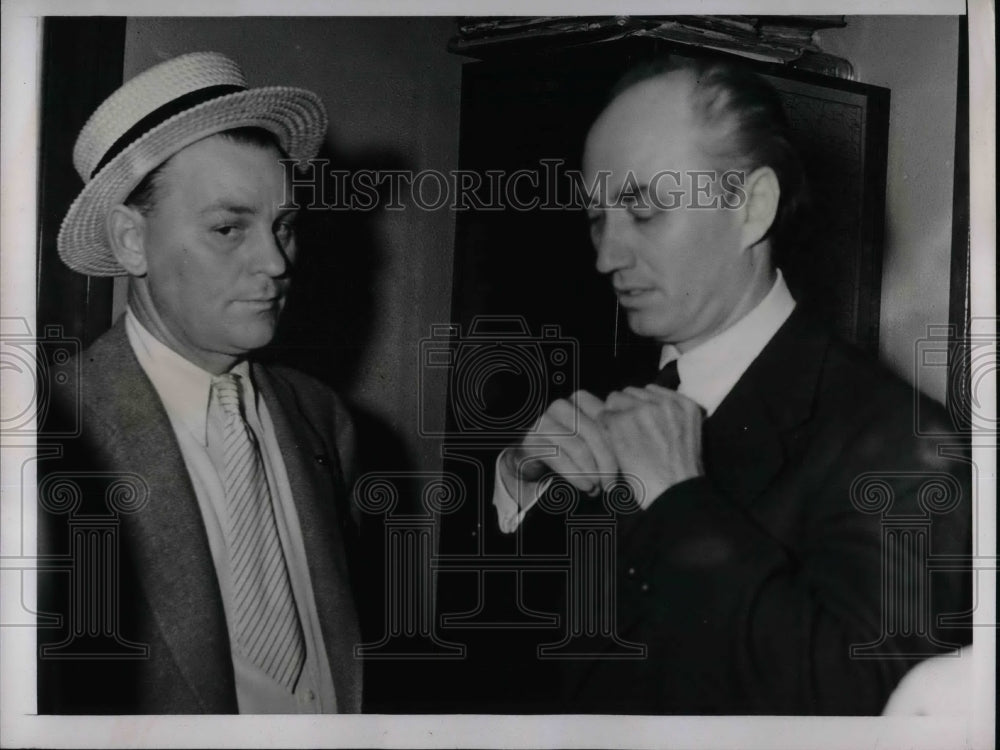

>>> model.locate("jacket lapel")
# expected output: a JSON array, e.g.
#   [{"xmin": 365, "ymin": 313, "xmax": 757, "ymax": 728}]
[
  {"xmin": 702, "ymin": 307, "xmax": 829, "ymax": 507},
  {"xmin": 576, "ymin": 308, "xmax": 832, "ymax": 682},
  {"xmin": 84, "ymin": 320, "xmax": 236, "ymax": 711},
  {"xmin": 254, "ymin": 365, "xmax": 362, "ymax": 713}
]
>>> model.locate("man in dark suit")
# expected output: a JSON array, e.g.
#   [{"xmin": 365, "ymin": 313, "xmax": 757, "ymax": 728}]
[
  {"xmin": 493, "ymin": 57, "xmax": 970, "ymax": 714},
  {"xmin": 38, "ymin": 52, "xmax": 361, "ymax": 713}
]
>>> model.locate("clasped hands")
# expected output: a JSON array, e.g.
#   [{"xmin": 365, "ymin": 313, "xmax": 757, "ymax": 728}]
[{"xmin": 499, "ymin": 385, "xmax": 705, "ymax": 510}]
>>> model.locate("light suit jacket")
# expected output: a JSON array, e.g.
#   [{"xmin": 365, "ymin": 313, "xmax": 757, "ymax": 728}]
[{"xmin": 38, "ymin": 318, "xmax": 362, "ymax": 713}]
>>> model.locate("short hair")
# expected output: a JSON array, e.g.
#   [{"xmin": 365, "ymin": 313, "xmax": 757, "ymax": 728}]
[
  {"xmin": 124, "ymin": 126, "xmax": 286, "ymax": 215},
  {"xmin": 608, "ymin": 56, "xmax": 808, "ymax": 253}
]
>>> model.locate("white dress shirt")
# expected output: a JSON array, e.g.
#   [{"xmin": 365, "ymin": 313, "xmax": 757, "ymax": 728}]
[
  {"xmin": 125, "ymin": 309, "xmax": 338, "ymax": 713},
  {"xmin": 493, "ymin": 271, "xmax": 797, "ymax": 532}
]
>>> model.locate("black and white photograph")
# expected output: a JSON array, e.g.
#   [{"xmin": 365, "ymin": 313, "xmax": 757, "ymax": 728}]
[{"xmin": 0, "ymin": 1, "xmax": 995, "ymax": 748}]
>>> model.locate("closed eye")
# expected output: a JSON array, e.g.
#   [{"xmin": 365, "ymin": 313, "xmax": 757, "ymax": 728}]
[{"xmin": 629, "ymin": 207, "xmax": 654, "ymax": 223}]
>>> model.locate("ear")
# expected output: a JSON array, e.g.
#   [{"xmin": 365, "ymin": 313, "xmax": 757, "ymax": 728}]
[
  {"xmin": 739, "ymin": 166, "xmax": 780, "ymax": 251},
  {"xmin": 106, "ymin": 204, "xmax": 149, "ymax": 276}
]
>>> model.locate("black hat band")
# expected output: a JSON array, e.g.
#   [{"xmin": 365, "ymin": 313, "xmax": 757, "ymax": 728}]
[{"xmin": 90, "ymin": 84, "xmax": 245, "ymax": 179}]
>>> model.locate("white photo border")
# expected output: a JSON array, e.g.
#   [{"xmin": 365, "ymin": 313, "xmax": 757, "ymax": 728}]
[{"xmin": 2, "ymin": 0, "xmax": 994, "ymax": 747}]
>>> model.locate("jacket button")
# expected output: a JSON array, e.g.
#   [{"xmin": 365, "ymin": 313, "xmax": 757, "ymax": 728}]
[
  {"xmin": 627, "ymin": 567, "xmax": 636, "ymax": 577},
  {"xmin": 640, "ymin": 582, "xmax": 650, "ymax": 593}
]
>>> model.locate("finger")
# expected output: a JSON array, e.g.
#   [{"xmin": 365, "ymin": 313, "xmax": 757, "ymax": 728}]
[
  {"xmin": 571, "ymin": 390, "xmax": 606, "ymax": 421},
  {"xmin": 565, "ymin": 396, "xmax": 620, "ymax": 491},
  {"xmin": 686, "ymin": 397, "xmax": 707, "ymax": 420},
  {"xmin": 546, "ymin": 435, "xmax": 599, "ymax": 480},
  {"xmin": 545, "ymin": 398, "xmax": 582, "ymax": 431},
  {"xmin": 571, "ymin": 414, "xmax": 620, "ymax": 492},
  {"xmin": 601, "ymin": 410, "xmax": 667, "ymax": 506},
  {"xmin": 498, "ymin": 441, "xmax": 598, "ymax": 498},
  {"xmin": 545, "ymin": 396, "xmax": 617, "ymax": 492},
  {"xmin": 546, "ymin": 468, "xmax": 603, "ymax": 496},
  {"xmin": 644, "ymin": 385, "xmax": 705, "ymax": 423},
  {"xmin": 535, "ymin": 449, "xmax": 599, "ymax": 494},
  {"xmin": 645, "ymin": 383, "xmax": 674, "ymax": 394},
  {"xmin": 637, "ymin": 402, "xmax": 676, "ymax": 439},
  {"xmin": 602, "ymin": 407, "xmax": 647, "ymax": 445},
  {"xmin": 644, "ymin": 383, "xmax": 701, "ymax": 412},
  {"xmin": 525, "ymin": 400, "xmax": 574, "ymax": 441},
  {"xmin": 513, "ymin": 401, "xmax": 593, "ymax": 464},
  {"xmin": 598, "ymin": 409, "xmax": 642, "ymax": 461},
  {"xmin": 604, "ymin": 389, "xmax": 644, "ymax": 411},
  {"xmin": 502, "ymin": 440, "xmax": 559, "ymax": 481},
  {"xmin": 599, "ymin": 412, "xmax": 652, "ymax": 501},
  {"xmin": 623, "ymin": 386, "xmax": 657, "ymax": 403},
  {"xmin": 645, "ymin": 383, "xmax": 685, "ymax": 401},
  {"xmin": 543, "ymin": 408, "xmax": 603, "ymax": 485}
]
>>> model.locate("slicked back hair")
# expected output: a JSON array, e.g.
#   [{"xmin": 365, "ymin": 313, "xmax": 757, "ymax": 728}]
[{"xmin": 607, "ymin": 56, "xmax": 808, "ymax": 255}]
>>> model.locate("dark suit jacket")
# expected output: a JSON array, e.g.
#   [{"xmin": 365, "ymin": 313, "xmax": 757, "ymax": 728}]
[
  {"xmin": 554, "ymin": 308, "xmax": 971, "ymax": 715},
  {"xmin": 37, "ymin": 319, "xmax": 362, "ymax": 714}
]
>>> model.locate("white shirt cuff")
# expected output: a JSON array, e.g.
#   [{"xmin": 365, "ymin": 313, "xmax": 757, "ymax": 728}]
[{"xmin": 492, "ymin": 452, "xmax": 552, "ymax": 534}]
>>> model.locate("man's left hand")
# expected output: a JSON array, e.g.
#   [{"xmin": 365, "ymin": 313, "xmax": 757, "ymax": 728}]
[{"xmin": 599, "ymin": 384, "xmax": 705, "ymax": 508}]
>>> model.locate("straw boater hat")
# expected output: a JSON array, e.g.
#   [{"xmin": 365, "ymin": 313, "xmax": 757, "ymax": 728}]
[{"xmin": 58, "ymin": 51, "xmax": 328, "ymax": 276}]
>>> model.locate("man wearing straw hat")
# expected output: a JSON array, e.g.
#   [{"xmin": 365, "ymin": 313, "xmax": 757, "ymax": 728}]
[{"xmin": 38, "ymin": 52, "xmax": 361, "ymax": 714}]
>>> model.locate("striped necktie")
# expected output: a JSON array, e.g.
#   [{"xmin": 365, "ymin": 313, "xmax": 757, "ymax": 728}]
[{"xmin": 212, "ymin": 373, "xmax": 305, "ymax": 691}]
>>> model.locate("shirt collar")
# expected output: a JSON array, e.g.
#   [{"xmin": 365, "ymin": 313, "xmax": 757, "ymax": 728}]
[
  {"xmin": 124, "ymin": 307, "xmax": 254, "ymax": 446},
  {"xmin": 660, "ymin": 270, "xmax": 796, "ymax": 416}
]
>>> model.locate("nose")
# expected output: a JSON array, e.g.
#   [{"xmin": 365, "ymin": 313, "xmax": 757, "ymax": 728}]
[
  {"xmin": 253, "ymin": 225, "xmax": 292, "ymax": 278},
  {"xmin": 593, "ymin": 211, "xmax": 634, "ymax": 276}
]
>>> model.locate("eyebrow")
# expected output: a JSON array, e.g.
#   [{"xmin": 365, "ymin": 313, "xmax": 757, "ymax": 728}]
[
  {"xmin": 585, "ymin": 183, "xmax": 655, "ymax": 210},
  {"xmin": 198, "ymin": 203, "xmax": 299, "ymax": 218},
  {"xmin": 199, "ymin": 202, "xmax": 257, "ymax": 217}
]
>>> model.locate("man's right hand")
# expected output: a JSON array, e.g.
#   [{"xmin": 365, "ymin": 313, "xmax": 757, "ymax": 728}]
[{"xmin": 497, "ymin": 390, "xmax": 620, "ymax": 505}]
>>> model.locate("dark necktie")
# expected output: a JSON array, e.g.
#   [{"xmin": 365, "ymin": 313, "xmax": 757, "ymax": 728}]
[{"xmin": 654, "ymin": 358, "xmax": 681, "ymax": 390}]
